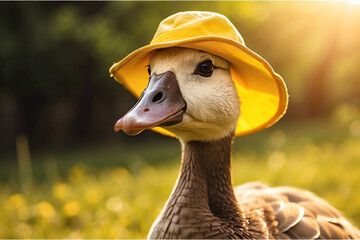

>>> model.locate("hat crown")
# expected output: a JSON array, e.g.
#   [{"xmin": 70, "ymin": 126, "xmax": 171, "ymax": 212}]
[{"xmin": 151, "ymin": 11, "xmax": 245, "ymax": 45}]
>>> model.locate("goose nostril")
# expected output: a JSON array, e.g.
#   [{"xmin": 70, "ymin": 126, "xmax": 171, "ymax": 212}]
[
  {"xmin": 152, "ymin": 92, "xmax": 163, "ymax": 103},
  {"xmin": 144, "ymin": 108, "xmax": 149, "ymax": 112}
]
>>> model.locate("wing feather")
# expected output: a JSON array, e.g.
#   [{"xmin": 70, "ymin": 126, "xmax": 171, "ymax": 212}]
[
  {"xmin": 275, "ymin": 202, "xmax": 304, "ymax": 232},
  {"xmin": 285, "ymin": 216, "xmax": 320, "ymax": 239},
  {"xmin": 318, "ymin": 219, "xmax": 349, "ymax": 239},
  {"xmin": 299, "ymin": 200, "xmax": 342, "ymax": 219},
  {"xmin": 235, "ymin": 182, "xmax": 360, "ymax": 239}
]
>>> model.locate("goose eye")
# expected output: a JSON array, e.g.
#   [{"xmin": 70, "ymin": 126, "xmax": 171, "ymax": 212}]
[
  {"xmin": 147, "ymin": 66, "xmax": 151, "ymax": 76},
  {"xmin": 195, "ymin": 60, "xmax": 214, "ymax": 77}
]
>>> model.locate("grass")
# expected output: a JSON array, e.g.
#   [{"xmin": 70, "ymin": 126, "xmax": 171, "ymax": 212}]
[{"xmin": 1, "ymin": 105, "xmax": 360, "ymax": 238}]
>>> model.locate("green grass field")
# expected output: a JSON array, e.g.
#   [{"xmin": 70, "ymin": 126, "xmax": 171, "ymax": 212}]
[{"xmin": 1, "ymin": 107, "xmax": 360, "ymax": 238}]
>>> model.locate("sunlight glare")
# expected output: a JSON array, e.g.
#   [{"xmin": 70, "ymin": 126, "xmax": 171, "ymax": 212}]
[{"xmin": 346, "ymin": 0, "xmax": 360, "ymax": 5}]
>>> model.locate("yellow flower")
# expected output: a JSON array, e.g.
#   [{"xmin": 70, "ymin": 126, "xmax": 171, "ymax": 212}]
[
  {"xmin": 69, "ymin": 164, "xmax": 87, "ymax": 182},
  {"xmin": 63, "ymin": 201, "xmax": 80, "ymax": 217},
  {"xmin": 106, "ymin": 196, "xmax": 123, "ymax": 212},
  {"xmin": 15, "ymin": 223, "xmax": 32, "ymax": 237},
  {"xmin": 85, "ymin": 188, "xmax": 101, "ymax": 205},
  {"xmin": 112, "ymin": 167, "xmax": 131, "ymax": 184},
  {"xmin": 36, "ymin": 201, "xmax": 55, "ymax": 219},
  {"xmin": 17, "ymin": 206, "xmax": 30, "ymax": 221},
  {"xmin": 52, "ymin": 183, "xmax": 69, "ymax": 200},
  {"xmin": 6, "ymin": 194, "xmax": 26, "ymax": 209}
]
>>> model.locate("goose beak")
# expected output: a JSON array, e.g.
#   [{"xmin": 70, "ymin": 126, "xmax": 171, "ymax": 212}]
[{"xmin": 114, "ymin": 71, "xmax": 186, "ymax": 136}]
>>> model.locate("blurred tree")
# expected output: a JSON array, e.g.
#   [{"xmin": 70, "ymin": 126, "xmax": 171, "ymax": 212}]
[{"xmin": 0, "ymin": 2, "xmax": 215, "ymax": 151}]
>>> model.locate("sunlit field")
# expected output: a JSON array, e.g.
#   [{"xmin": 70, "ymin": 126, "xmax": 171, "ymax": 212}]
[{"xmin": 0, "ymin": 104, "xmax": 359, "ymax": 238}]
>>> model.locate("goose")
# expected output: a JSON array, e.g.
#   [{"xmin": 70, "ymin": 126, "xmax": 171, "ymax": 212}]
[
  {"xmin": 113, "ymin": 47, "xmax": 360, "ymax": 239},
  {"xmin": 110, "ymin": 12, "xmax": 360, "ymax": 239}
]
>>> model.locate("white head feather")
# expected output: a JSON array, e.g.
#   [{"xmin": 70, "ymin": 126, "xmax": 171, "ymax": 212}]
[{"xmin": 149, "ymin": 48, "xmax": 240, "ymax": 144}]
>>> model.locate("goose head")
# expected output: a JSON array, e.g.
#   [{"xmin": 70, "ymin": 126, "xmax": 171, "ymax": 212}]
[{"xmin": 115, "ymin": 47, "xmax": 240, "ymax": 143}]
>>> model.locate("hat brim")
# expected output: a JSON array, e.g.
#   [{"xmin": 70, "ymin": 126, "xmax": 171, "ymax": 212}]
[{"xmin": 110, "ymin": 36, "xmax": 288, "ymax": 137}]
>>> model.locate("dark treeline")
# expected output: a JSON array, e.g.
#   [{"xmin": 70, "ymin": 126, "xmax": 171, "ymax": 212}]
[{"xmin": 1, "ymin": 2, "xmax": 359, "ymax": 152}]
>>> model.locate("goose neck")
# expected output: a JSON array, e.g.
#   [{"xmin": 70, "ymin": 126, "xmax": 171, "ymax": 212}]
[
  {"xmin": 148, "ymin": 133, "xmax": 249, "ymax": 239},
  {"xmin": 181, "ymin": 133, "xmax": 241, "ymax": 219}
]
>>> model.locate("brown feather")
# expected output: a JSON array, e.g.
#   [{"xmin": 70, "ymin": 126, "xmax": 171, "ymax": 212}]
[
  {"xmin": 299, "ymin": 201, "xmax": 342, "ymax": 219},
  {"xmin": 275, "ymin": 203, "xmax": 304, "ymax": 232},
  {"xmin": 235, "ymin": 181, "xmax": 360, "ymax": 239},
  {"xmin": 285, "ymin": 217, "xmax": 320, "ymax": 239},
  {"xmin": 318, "ymin": 220, "xmax": 349, "ymax": 239}
]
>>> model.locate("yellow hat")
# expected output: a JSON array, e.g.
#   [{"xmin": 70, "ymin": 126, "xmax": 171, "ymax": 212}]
[{"xmin": 110, "ymin": 11, "xmax": 288, "ymax": 137}]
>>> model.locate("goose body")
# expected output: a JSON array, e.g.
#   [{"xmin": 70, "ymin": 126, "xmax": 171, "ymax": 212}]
[{"xmin": 114, "ymin": 47, "xmax": 360, "ymax": 239}]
